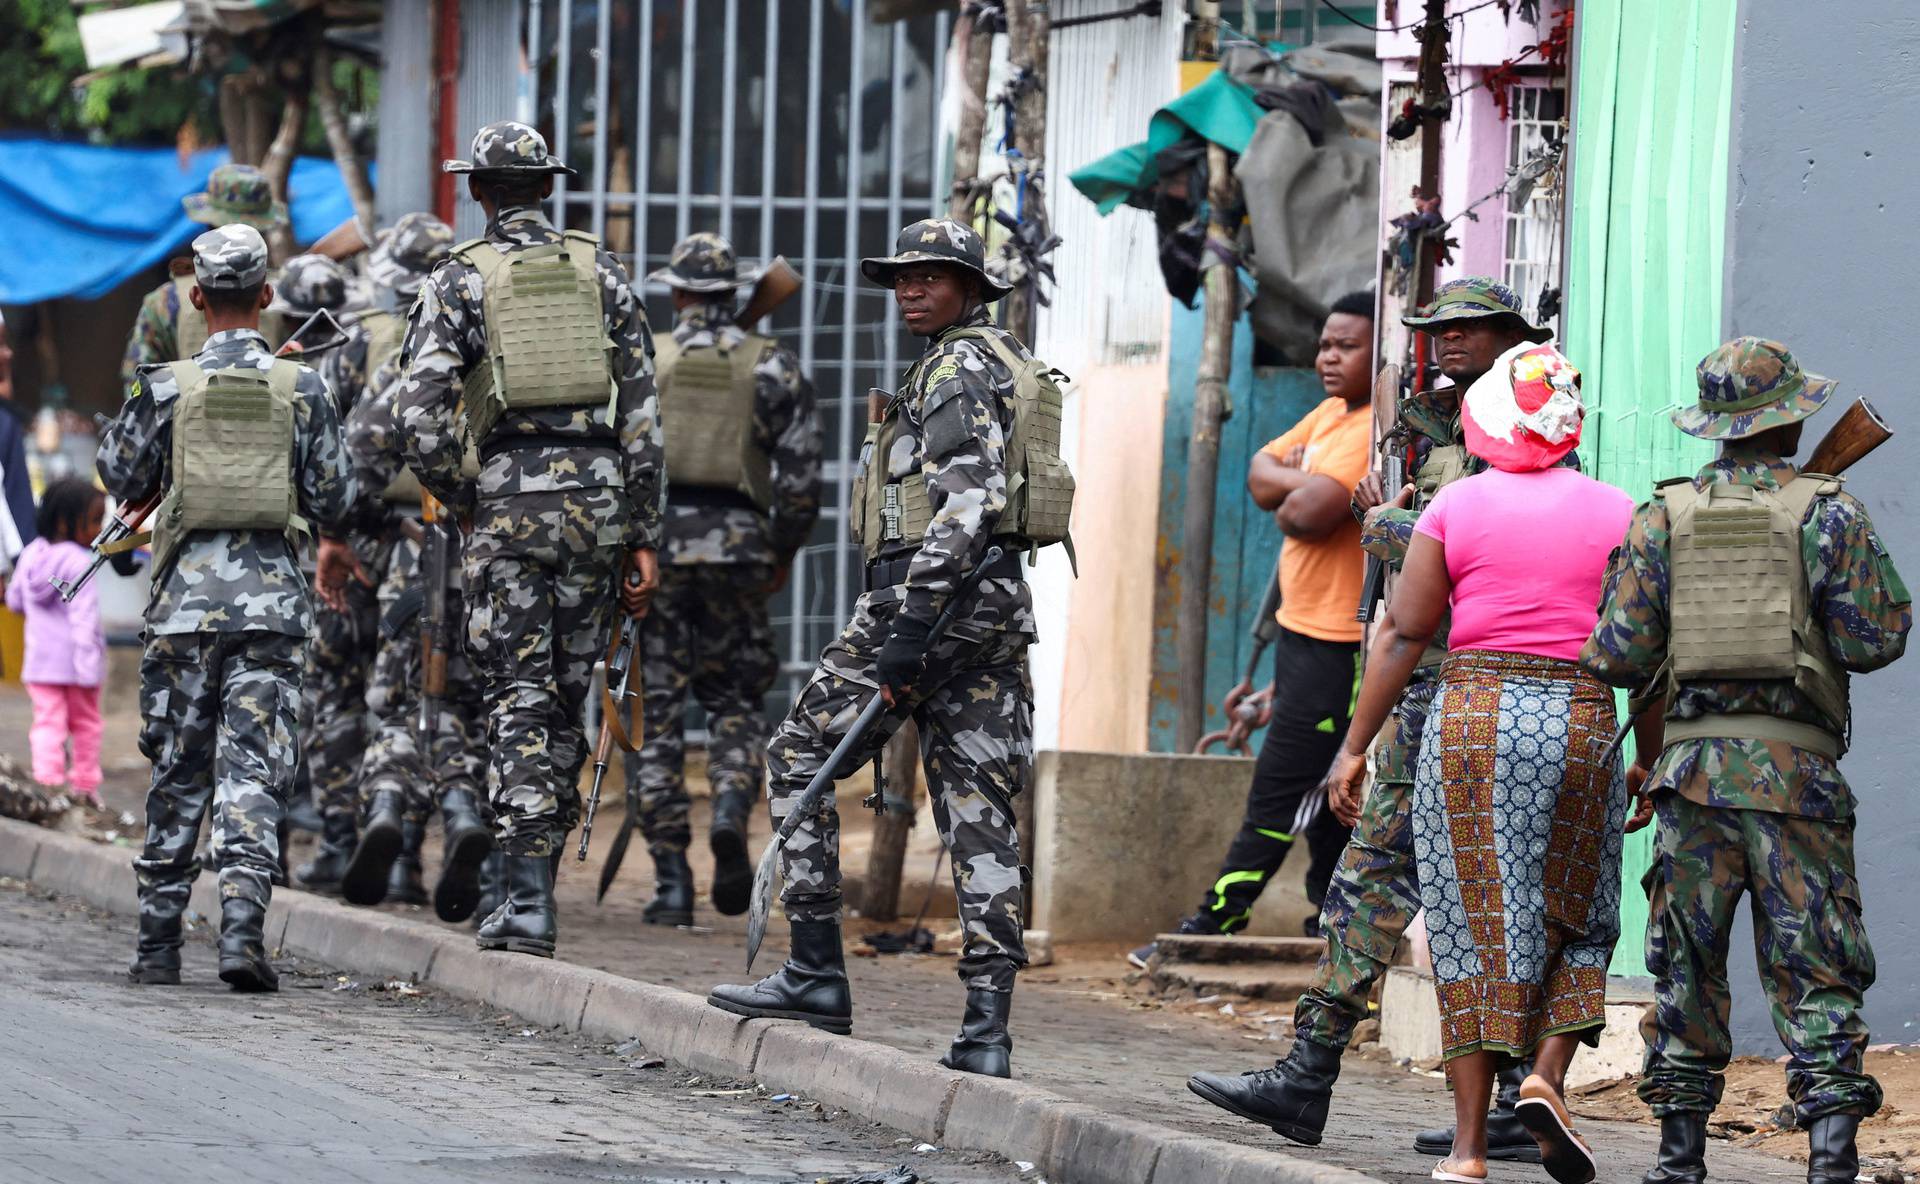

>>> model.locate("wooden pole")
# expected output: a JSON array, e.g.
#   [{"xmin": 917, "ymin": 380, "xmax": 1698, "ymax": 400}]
[
  {"xmin": 947, "ymin": 10, "xmax": 995, "ymax": 223},
  {"xmin": 1414, "ymin": 0, "xmax": 1449, "ymax": 309},
  {"xmin": 1175, "ymin": 139, "xmax": 1237, "ymax": 752},
  {"xmin": 312, "ymin": 48, "xmax": 376, "ymax": 233},
  {"xmin": 1001, "ymin": 0, "xmax": 1050, "ymax": 347},
  {"xmin": 258, "ymin": 59, "xmax": 309, "ymax": 264}
]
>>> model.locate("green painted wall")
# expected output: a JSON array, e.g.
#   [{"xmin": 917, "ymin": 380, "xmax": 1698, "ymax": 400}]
[{"xmin": 1565, "ymin": 0, "xmax": 1738, "ymax": 976}]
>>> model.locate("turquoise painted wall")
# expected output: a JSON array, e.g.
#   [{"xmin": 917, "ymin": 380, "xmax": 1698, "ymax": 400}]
[
  {"xmin": 1566, "ymin": 0, "xmax": 1738, "ymax": 976},
  {"xmin": 1149, "ymin": 294, "xmax": 1326, "ymax": 753}
]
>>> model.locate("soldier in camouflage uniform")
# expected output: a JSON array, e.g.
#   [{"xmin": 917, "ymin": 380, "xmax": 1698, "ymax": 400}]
[
  {"xmin": 619, "ymin": 231, "xmax": 820, "ymax": 925},
  {"xmin": 1190, "ymin": 278, "xmax": 1549, "ymax": 1158},
  {"xmin": 246, "ymin": 253, "xmax": 382, "ymax": 895},
  {"xmin": 121, "ymin": 164, "xmax": 288, "ymax": 383},
  {"xmin": 102, "ymin": 225, "xmax": 356, "ymax": 992},
  {"xmin": 1582, "ymin": 338, "xmax": 1909, "ymax": 1184},
  {"xmin": 710, "ymin": 219, "xmax": 1049, "ymax": 1080},
  {"xmin": 395, "ymin": 122, "xmax": 662, "ymax": 958}
]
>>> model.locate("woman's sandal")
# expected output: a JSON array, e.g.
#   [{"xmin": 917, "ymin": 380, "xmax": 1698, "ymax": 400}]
[{"xmin": 1514, "ymin": 1073, "xmax": 1598, "ymax": 1184}]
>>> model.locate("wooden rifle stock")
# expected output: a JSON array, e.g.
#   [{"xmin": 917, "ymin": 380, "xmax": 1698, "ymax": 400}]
[
  {"xmin": 737, "ymin": 256, "xmax": 802, "ymax": 331},
  {"xmin": 1803, "ymin": 397, "xmax": 1890, "ymax": 478}
]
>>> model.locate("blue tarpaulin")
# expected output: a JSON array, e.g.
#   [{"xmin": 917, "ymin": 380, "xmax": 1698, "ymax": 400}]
[{"xmin": 0, "ymin": 137, "xmax": 365, "ymax": 305}]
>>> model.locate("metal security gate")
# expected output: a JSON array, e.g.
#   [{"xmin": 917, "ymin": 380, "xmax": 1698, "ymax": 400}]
[{"xmin": 527, "ymin": 0, "xmax": 951, "ymax": 707}]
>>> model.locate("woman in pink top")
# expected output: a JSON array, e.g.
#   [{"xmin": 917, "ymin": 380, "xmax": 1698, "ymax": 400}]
[
  {"xmin": 5, "ymin": 479, "xmax": 108, "ymax": 804},
  {"xmin": 1321, "ymin": 344, "xmax": 1648, "ymax": 1184}
]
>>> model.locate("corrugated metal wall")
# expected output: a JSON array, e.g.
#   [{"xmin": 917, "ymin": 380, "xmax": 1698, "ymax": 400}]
[
  {"xmin": 454, "ymin": 0, "xmax": 527, "ymax": 240},
  {"xmin": 374, "ymin": 0, "xmax": 434, "ymax": 225}
]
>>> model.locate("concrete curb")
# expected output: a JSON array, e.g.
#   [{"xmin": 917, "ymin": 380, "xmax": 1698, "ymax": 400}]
[{"xmin": 0, "ymin": 818, "xmax": 1384, "ymax": 1184}]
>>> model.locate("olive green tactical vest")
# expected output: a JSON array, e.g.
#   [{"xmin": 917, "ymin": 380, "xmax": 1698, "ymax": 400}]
[
  {"xmin": 654, "ymin": 335, "xmax": 774, "ymax": 510},
  {"xmin": 359, "ymin": 308, "xmax": 406, "ymax": 377},
  {"xmin": 453, "ymin": 231, "xmax": 615, "ymax": 444},
  {"xmin": 1414, "ymin": 442, "xmax": 1470, "ymax": 500},
  {"xmin": 1661, "ymin": 474, "xmax": 1849, "ymax": 756},
  {"xmin": 850, "ymin": 325, "xmax": 1076, "ymax": 563},
  {"xmin": 151, "ymin": 359, "xmax": 306, "ymax": 576}
]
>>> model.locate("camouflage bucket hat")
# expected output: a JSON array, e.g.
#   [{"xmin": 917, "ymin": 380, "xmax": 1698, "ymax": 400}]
[
  {"xmin": 191, "ymin": 225, "xmax": 270, "ymax": 291},
  {"xmin": 1672, "ymin": 336, "xmax": 1836, "ymax": 441},
  {"xmin": 368, "ymin": 212, "xmax": 455, "ymax": 295},
  {"xmin": 443, "ymin": 120, "xmax": 576, "ymax": 176},
  {"xmin": 646, "ymin": 231, "xmax": 760, "ymax": 292},
  {"xmin": 860, "ymin": 218, "xmax": 1013, "ymax": 301},
  {"xmin": 182, "ymin": 163, "xmax": 289, "ymax": 231},
  {"xmin": 267, "ymin": 254, "xmax": 350, "ymax": 315},
  {"xmin": 1401, "ymin": 276, "xmax": 1549, "ymax": 340}
]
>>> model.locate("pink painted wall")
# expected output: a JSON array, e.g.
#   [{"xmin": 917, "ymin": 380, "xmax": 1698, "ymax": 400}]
[{"xmin": 1376, "ymin": 0, "xmax": 1571, "ymax": 67}]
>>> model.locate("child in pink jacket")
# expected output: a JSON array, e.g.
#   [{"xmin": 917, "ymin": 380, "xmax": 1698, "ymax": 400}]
[{"xmin": 7, "ymin": 479, "xmax": 107, "ymax": 803}]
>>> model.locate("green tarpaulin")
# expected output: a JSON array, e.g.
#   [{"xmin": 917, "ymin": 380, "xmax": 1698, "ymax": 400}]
[{"xmin": 1067, "ymin": 69, "xmax": 1267, "ymax": 215}]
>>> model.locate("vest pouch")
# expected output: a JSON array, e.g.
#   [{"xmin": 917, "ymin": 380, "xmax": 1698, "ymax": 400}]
[{"xmin": 851, "ymin": 420, "xmax": 881, "ymax": 549}]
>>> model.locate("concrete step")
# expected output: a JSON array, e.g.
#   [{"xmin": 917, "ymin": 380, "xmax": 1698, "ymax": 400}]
[
  {"xmin": 1149, "ymin": 958, "xmax": 1321, "ymax": 1003},
  {"xmin": 1152, "ymin": 933, "xmax": 1324, "ymax": 965}
]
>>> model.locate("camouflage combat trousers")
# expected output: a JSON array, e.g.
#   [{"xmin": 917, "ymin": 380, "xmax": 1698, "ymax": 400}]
[
  {"xmin": 1639, "ymin": 792, "xmax": 1881, "ymax": 1121},
  {"xmin": 358, "ymin": 534, "xmax": 487, "ymax": 823},
  {"xmin": 621, "ymin": 563, "xmax": 778, "ymax": 854},
  {"xmin": 301, "ymin": 579, "xmax": 379, "ymax": 822},
  {"xmin": 770, "ymin": 590, "xmax": 1032, "ymax": 993},
  {"xmin": 465, "ymin": 537, "xmax": 620, "ymax": 858},
  {"xmin": 1292, "ymin": 673, "xmax": 1435, "ymax": 1050},
  {"xmin": 135, "ymin": 630, "xmax": 302, "ymax": 919}
]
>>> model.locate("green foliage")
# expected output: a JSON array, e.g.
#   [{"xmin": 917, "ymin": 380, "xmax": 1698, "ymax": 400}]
[{"xmin": 0, "ymin": 0, "xmax": 215, "ymax": 144}]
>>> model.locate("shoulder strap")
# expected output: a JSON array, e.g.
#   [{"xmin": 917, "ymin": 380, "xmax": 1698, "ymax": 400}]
[
  {"xmin": 726, "ymin": 333, "xmax": 772, "ymax": 384},
  {"xmin": 170, "ymin": 360, "xmax": 205, "ymax": 396},
  {"xmin": 653, "ymin": 336, "xmax": 683, "ymax": 374},
  {"xmin": 451, "ymin": 235, "xmax": 490, "ymax": 259},
  {"xmin": 1779, "ymin": 473, "xmax": 1842, "ymax": 524}
]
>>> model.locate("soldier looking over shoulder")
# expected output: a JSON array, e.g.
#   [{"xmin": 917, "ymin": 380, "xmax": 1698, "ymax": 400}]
[
  {"xmin": 620, "ymin": 231, "xmax": 821, "ymax": 927},
  {"xmin": 392, "ymin": 121, "xmax": 663, "ymax": 959},
  {"xmin": 103, "ymin": 224, "xmax": 356, "ymax": 992},
  {"xmin": 1582, "ymin": 338, "xmax": 1910, "ymax": 1184},
  {"xmin": 709, "ymin": 219, "xmax": 1075, "ymax": 1080}
]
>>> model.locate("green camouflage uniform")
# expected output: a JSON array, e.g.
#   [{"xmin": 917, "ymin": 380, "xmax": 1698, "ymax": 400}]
[
  {"xmin": 120, "ymin": 164, "xmax": 290, "ymax": 383},
  {"xmin": 771, "ymin": 221, "xmax": 1036, "ymax": 993},
  {"xmin": 622, "ymin": 233, "xmax": 821, "ymax": 857},
  {"xmin": 99, "ymin": 226, "xmax": 355, "ymax": 946},
  {"xmin": 395, "ymin": 126, "xmax": 662, "ymax": 860},
  {"xmin": 1581, "ymin": 339, "xmax": 1911, "ymax": 1124}
]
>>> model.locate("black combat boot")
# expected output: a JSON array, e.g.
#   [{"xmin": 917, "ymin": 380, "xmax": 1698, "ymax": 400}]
[
  {"xmin": 296, "ymin": 811, "xmax": 357, "ymax": 894},
  {"xmin": 707, "ymin": 918, "xmax": 853, "ymax": 1035},
  {"xmin": 475, "ymin": 853, "xmax": 557, "ymax": 957},
  {"xmin": 708, "ymin": 787, "xmax": 755, "ymax": 917},
  {"xmin": 385, "ymin": 818, "xmax": 429, "ymax": 906},
  {"xmin": 433, "ymin": 785, "xmax": 494, "ymax": 922},
  {"xmin": 127, "ymin": 907, "xmax": 183, "ymax": 985},
  {"xmin": 938, "ymin": 989, "xmax": 1014, "ymax": 1078},
  {"xmin": 1415, "ymin": 1060, "xmax": 1544, "ymax": 1163},
  {"xmin": 285, "ymin": 793, "xmax": 324, "ymax": 834},
  {"xmin": 340, "ymin": 786, "xmax": 405, "ymax": 906},
  {"xmin": 472, "ymin": 850, "xmax": 508, "ymax": 929},
  {"xmin": 1640, "ymin": 1112, "xmax": 1707, "ymax": 1184},
  {"xmin": 643, "ymin": 847, "xmax": 695, "ymax": 927},
  {"xmin": 1188, "ymin": 1036, "xmax": 1341, "ymax": 1145},
  {"xmin": 1805, "ymin": 1113, "xmax": 1861, "ymax": 1184},
  {"xmin": 217, "ymin": 898, "xmax": 279, "ymax": 992}
]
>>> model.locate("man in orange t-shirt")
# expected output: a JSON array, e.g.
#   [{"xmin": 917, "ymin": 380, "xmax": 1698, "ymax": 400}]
[{"xmin": 1131, "ymin": 292, "xmax": 1375, "ymax": 967}]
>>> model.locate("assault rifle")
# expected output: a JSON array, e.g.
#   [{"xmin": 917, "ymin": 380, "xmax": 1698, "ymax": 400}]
[
  {"xmin": 1355, "ymin": 362, "xmax": 1406, "ymax": 623},
  {"xmin": 1193, "ymin": 572, "xmax": 1280, "ymax": 756},
  {"xmin": 736, "ymin": 256, "xmax": 802, "ymax": 331},
  {"xmin": 415, "ymin": 492, "xmax": 457, "ymax": 746},
  {"xmin": 744, "ymin": 545, "xmax": 1007, "ymax": 971},
  {"xmin": 577, "ymin": 566, "xmax": 647, "ymax": 883},
  {"xmin": 55, "ymin": 308, "xmax": 349, "ymax": 604},
  {"xmin": 1597, "ymin": 395, "xmax": 1892, "ymax": 767}
]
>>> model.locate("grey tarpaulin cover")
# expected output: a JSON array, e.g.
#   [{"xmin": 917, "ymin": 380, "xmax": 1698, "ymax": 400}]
[{"xmin": 1235, "ymin": 106, "xmax": 1380, "ymax": 361}]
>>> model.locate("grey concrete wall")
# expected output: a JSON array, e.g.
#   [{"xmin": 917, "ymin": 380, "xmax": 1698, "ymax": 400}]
[
  {"xmin": 1721, "ymin": 1, "xmax": 1920, "ymax": 1050},
  {"xmin": 1031, "ymin": 751, "xmax": 1314, "ymax": 944}
]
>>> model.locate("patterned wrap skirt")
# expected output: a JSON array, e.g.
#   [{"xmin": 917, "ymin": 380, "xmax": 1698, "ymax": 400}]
[{"xmin": 1412, "ymin": 649, "xmax": 1627, "ymax": 1060}]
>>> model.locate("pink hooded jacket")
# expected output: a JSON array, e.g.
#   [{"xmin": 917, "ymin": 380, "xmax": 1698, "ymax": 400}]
[{"xmin": 5, "ymin": 538, "xmax": 104, "ymax": 687}]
